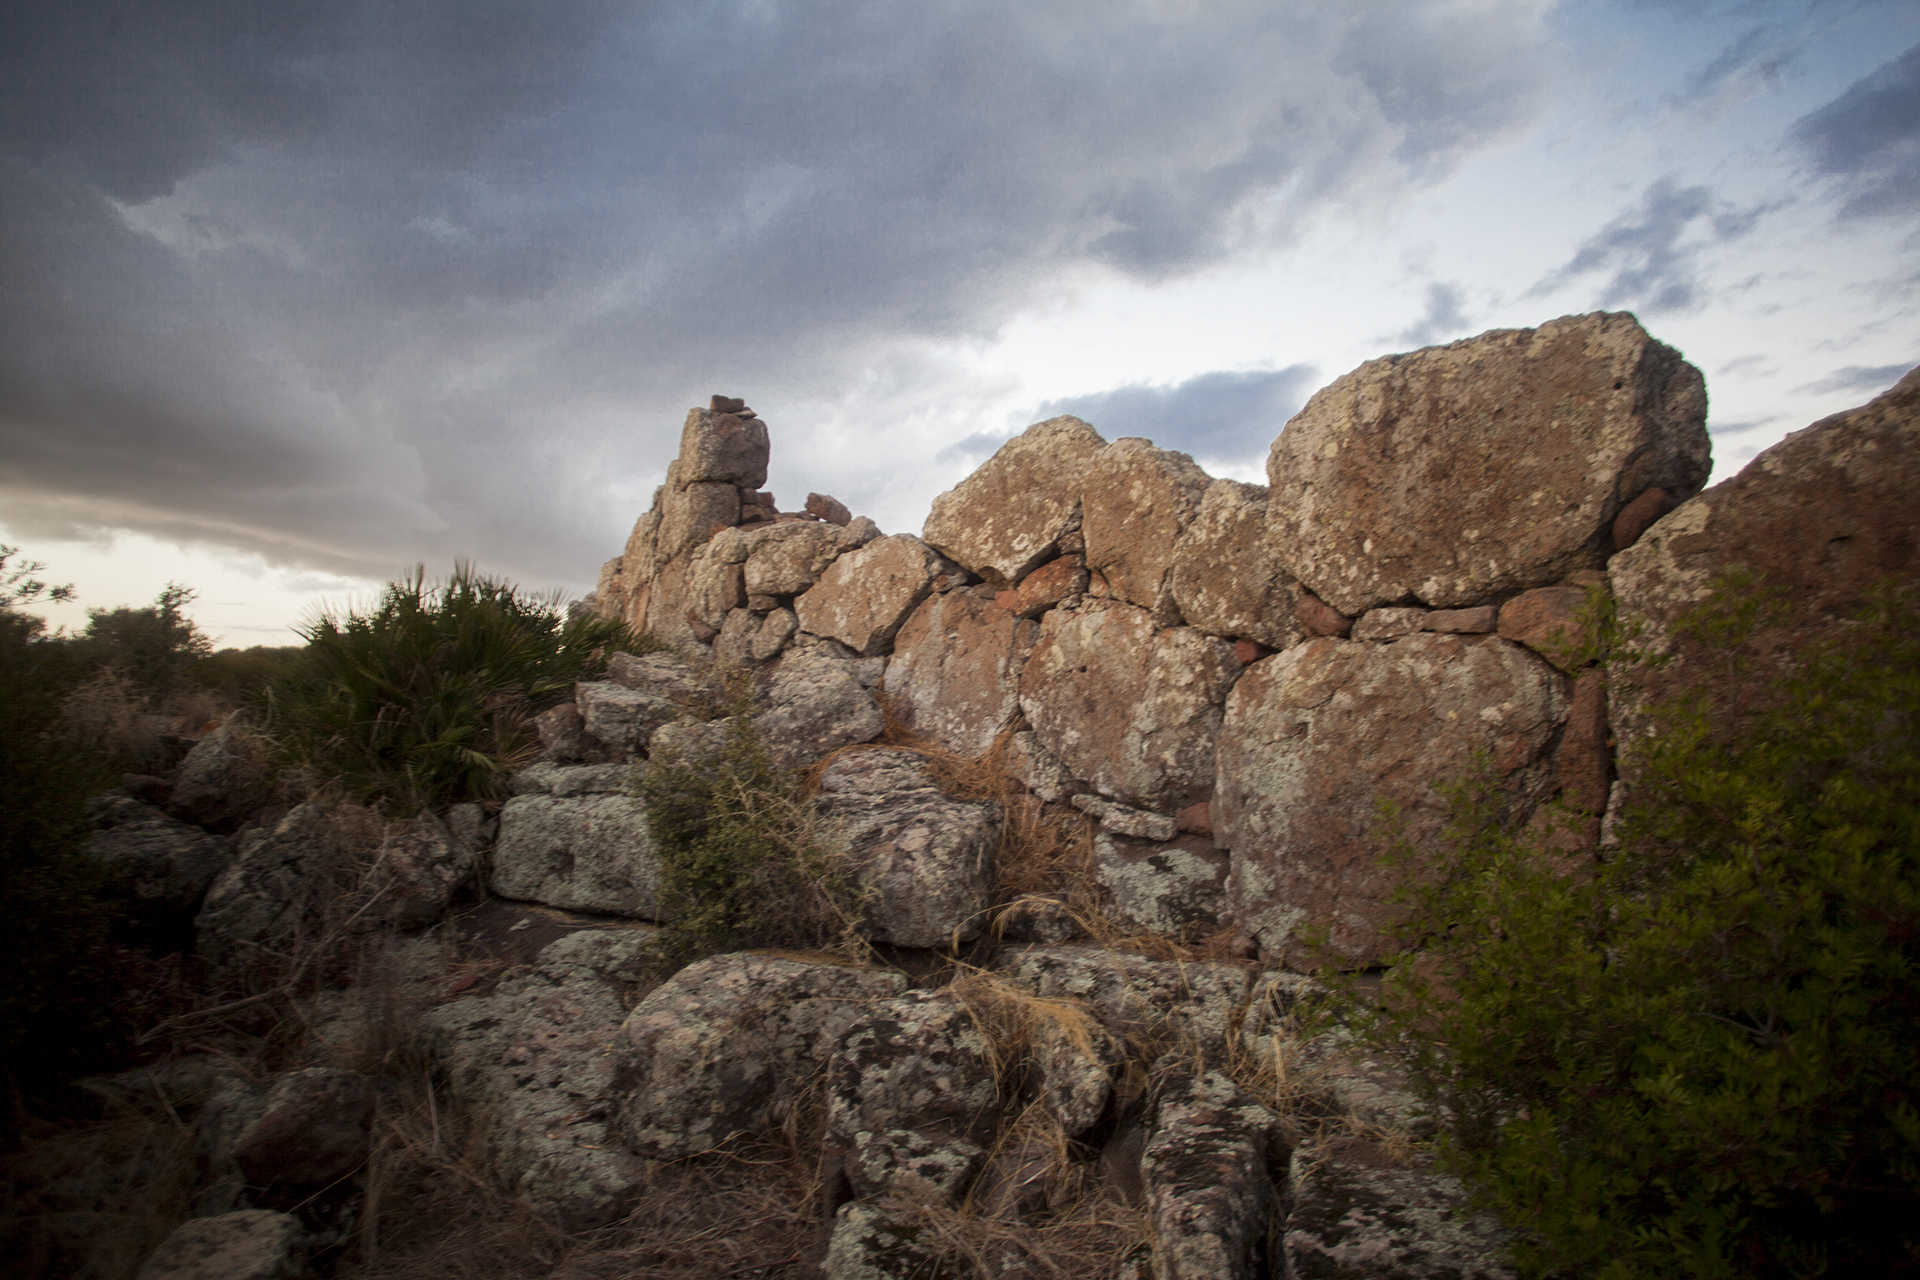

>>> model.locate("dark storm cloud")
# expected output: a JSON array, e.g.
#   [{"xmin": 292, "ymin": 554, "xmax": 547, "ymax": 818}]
[
  {"xmin": 1790, "ymin": 42, "xmax": 1920, "ymax": 219},
  {"xmin": 0, "ymin": 0, "xmax": 1554, "ymax": 585},
  {"xmin": 1531, "ymin": 176, "xmax": 1769, "ymax": 314},
  {"xmin": 1026, "ymin": 366, "xmax": 1319, "ymax": 467}
]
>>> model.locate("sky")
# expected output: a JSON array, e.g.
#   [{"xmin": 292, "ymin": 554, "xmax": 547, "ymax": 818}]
[{"xmin": 2, "ymin": 0, "xmax": 1915, "ymax": 646}]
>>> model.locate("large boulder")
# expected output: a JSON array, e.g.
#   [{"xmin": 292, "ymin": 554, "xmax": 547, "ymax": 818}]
[
  {"xmin": 194, "ymin": 804, "xmax": 375, "ymax": 967},
  {"xmin": 419, "ymin": 928, "xmax": 655, "ymax": 1228},
  {"xmin": 815, "ymin": 749, "xmax": 999, "ymax": 948},
  {"xmin": 1019, "ymin": 602, "xmax": 1239, "ymax": 813},
  {"xmin": 1266, "ymin": 313, "xmax": 1710, "ymax": 615},
  {"xmin": 752, "ymin": 652, "xmax": 885, "ymax": 768},
  {"xmin": 826, "ymin": 988, "xmax": 1003, "ymax": 1151},
  {"xmin": 372, "ymin": 807, "xmax": 479, "ymax": 928},
  {"xmin": 656, "ymin": 471, "xmax": 742, "ymax": 566},
  {"xmin": 996, "ymin": 945, "xmax": 1251, "ymax": 1058},
  {"xmin": 1215, "ymin": 635, "xmax": 1568, "ymax": 966},
  {"xmin": 922, "ymin": 415, "xmax": 1108, "ymax": 588},
  {"xmin": 613, "ymin": 952, "xmax": 908, "ymax": 1159},
  {"xmin": 1142, "ymin": 1063, "xmax": 1289, "ymax": 1280},
  {"xmin": 1284, "ymin": 1142, "xmax": 1516, "ymax": 1280},
  {"xmin": 1081, "ymin": 438, "xmax": 1213, "ymax": 624},
  {"xmin": 740, "ymin": 521, "xmax": 849, "ymax": 597},
  {"xmin": 169, "ymin": 712, "xmax": 269, "ymax": 831},
  {"xmin": 677, "ymin": 403, "xmax": 770, "ymax": 490},
  {"xmin": 882, "ymin": 588, "xmax": 1037, "ymax": 756},
  {"xmin": 135, "ymin": 1210, "xmax": 305, "ymax": 1280},
  {"xmin": 794, "ymin": 533, "xmax": 944, "ymax": 657},
  {"xmin": 1169, "ymin": 479, "xmax": 1304, "ymax": 651},
  {"xmin": 489, "ymin": 793, "xmax": 660, "ymax": 918},
  {"xmin": 84, "ymin": 796, "xmax": 233, "ymax": 940},
  {"xmin": 1608, "ymin": 366, "xmax": 1920, "ymax": 768}
]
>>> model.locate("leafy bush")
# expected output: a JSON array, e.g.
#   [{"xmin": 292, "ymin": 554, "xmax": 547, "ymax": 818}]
[
  {"xmin": 267, "ymin": 564, "xmax": 641, "ymax": 812},
  {"xmin": 1364, "ymin": 585, "xmax": 1920, "ymax": 1277},
  {"xmin": 637, "ymin": 677, "xmax": 866, "ymax": 969}
]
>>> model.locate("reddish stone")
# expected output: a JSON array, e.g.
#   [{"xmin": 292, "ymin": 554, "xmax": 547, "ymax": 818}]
[
  {"xmin": 1019, "ymin": 601, "xmax": 1239, "ymax": 811},
  {"xmin": 1611, "ymin": 486, "xmax": 1674, "ymax": 551},
  {"xmin": 1081, "ymin": 438, "xmax": 1211, "ymax": 621},
  {"xmin": 1266, "ymin": 313, "xmax": 1709, "ymax": 614},
  {"xmin": 806, "ymin": 492, "xmax": 853, "ymax": 526},
  {"xmin": 684, "ymin": 609, "xmax": 719, "ymax": 644},
  {"xmin": 922, "ymin": 416, "xmax": 1107, "ymax": 587},
  {"xmin": 1497, "ymin": 585, "xmax": 1594, "ymax": 670},
  {"xmin": 1176, "ymin": 801, "xmax": 1212, "ymax": 836},
  {"xmin": 1008, "ymin": 555, "xmax": 1087, "ymax": 618},
  {"xmin": 1233, "ymin": 639, "xmax": 1272, "ymax": 665},
  {"xmin": 1423, "ymin": 606, "xmax": 1497, "ymax": 634},
  {"xmin": 1169, "ymin": 480, "xmax": 1302, "ymax": 651},
  {"xmin": 794, "ymin": 534, "xmax": 942, "ymax": 657},
  {"xmin": 1057, "ymin": 530, "xmax": 1085, "ymax": 555},
  {"xmin": 884, "ymin": 589, "xmax": 1036, "ymax": 756},
  {"xmin": 1556, "ymin": 672, "xmax": 1611, "ymax": 813},
  {"xmin": 1216, "ymin": 634, "xmax": 1568, "ymax": 966},
  {"xmin": 1610, "ymin": 367, "xmax": 1920, "ymax": 763},
  {"xmin": 1295, "ymin": 592, "xmax": 1352, "ymax": 638}
]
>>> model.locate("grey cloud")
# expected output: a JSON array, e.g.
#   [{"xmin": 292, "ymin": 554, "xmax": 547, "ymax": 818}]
[
  {"xmin": 0, "ymin": 0, "xmax": 1554, "ymax": 587},
  {"xmin": 1792, "ymin": 363, "xmax": 1915, "ymax": 397},
  {"xmin": 1667, "ymin": 24, "xmax": 1806, "ymax": 111},
  {"xmin": 1389, "ymin": 281, "xmax": 1472, "ymax": 350},
  {"xmin": 1790, "ymin": 42, "xmax": 1920, "ymax": 218},
  {"xmin": 1531, "ymin": 176, "xmax": 1769, "ymax": 314},
  {"xmin": 1031, "ymin": 366, "xmax": 1320, "ymax": 467}
]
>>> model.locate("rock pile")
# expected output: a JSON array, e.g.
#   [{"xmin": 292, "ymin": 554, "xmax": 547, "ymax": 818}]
[{"xmin": 106, "ymin": 316, "xmax": 1916, "ymax": 1280}]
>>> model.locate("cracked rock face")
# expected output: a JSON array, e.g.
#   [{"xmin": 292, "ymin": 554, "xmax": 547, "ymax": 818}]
[
  {"xmin": 1216, "ymin": 634, "xmax": 1567, "ymax": 967},
  {"xmin": 1169, "ymin": 479, "xmax": 1304, "ymax": 651},
  {"xmin": 827, "ymin": 988, "xmax": 1003, "ymax": 1151},
  {"xmin": 418, "ymin": 929, "xmax": 656, "ymax": 1229},
  {"xmin": 922, "ymin": 415, "xmax": 1108, "ymax": 588},
  {"xmin": 1608, "ymin": 366, "xmax": 1920, "ymax": 781},
  {"xmin": 1142, "ymin": 1063, "xmax": 1289, "ymax": 1280},
  {"xmin": 752, "ymin": 652, "xmax": 886, "ymax": 769},
  {"xmin": 614, "ymin": 953, "xmax": 908, "ymax": 1160},
  {"xmin": 884, "ymin": 588, "xmax": 1036, "ymax": 757},
  {"xmin": 489, "ymin": 794, "xmax": 660, "ymax": 919},
  {"xmin": 1019, "ymin": 601, "xmax": 1240, "ymax": 813},
  {"xmin": 794, "ymin": 533, "xmax": 943, "ymax": 657},
  {"xmin": 1081, "ymin": 437, "xmax": 1213, "ymax": 624},
  {"xmin": 1284, "ymin": 1141, "xmax": 1516, "ymax": 1280},
  {"xmin": 815, "ymin": 749, "xmax": 999, "ymax": 948},
  {"xmin": 1266, "ymin": 312, "xmax": 1710, "ymax": 615}
]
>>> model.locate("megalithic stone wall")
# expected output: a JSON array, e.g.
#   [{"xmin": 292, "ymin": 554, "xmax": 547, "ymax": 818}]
[{"xmin": 592, "ymin": 316, "xmax": 1918, "ymax": 969}]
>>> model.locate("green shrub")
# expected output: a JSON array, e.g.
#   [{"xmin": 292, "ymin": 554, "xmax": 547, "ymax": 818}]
[
  {"xmin": 267, "ymin": 564, "xmax": 643, "ymax": 812},
  {"xmin": 1361, "ymin": 584, "xmax": 1920, "ymax": 1277},
  {"xmin": 637, "ymin": 676, "xmax": 867, "ymax": 970}
]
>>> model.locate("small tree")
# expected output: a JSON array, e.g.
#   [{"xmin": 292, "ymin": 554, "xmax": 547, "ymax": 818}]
[{"xmin": 75, "ymin": 583, "xmax": 214, "ymax": 696}]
